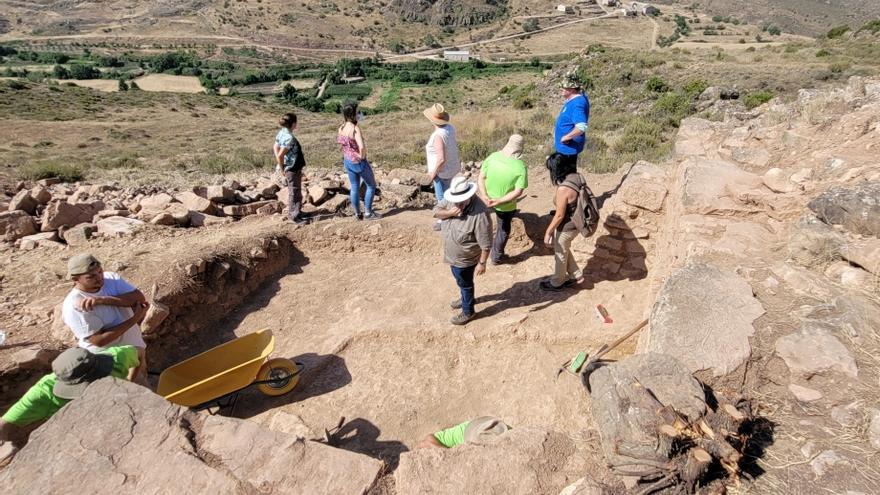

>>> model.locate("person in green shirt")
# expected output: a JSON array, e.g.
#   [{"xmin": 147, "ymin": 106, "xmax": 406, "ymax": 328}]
[
  {"xmin": 417, "ymin": 416, "xmax": 510, "ymax": 449},
  {"xmin": 478, "ymin": 134, "xmax": 528, "ymax": 265},
  {"xmin": 0, "ymin": 345, "xmax": 140, "ymax": 465}
]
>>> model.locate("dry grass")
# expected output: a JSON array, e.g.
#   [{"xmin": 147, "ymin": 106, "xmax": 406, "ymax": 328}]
[
  {"xmin": 57, "ymin": 79, "xmax": 120, "ymax": 92},
  {"xmin": 133, "ymin": 74, "xmax": 204, "ymax": 93}
]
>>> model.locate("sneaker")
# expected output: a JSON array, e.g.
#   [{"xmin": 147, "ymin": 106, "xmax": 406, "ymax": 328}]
[
  {"xmin": 539, "ymin": 280, "xmax": 564, "ymax": 292},
  {"xmin": 450, "ymin": 311, "xmax": 475, "ymax": 325},
  {"xmin": 354, "ymin": 212, "xmax": 363, "ymax": 220},
  {"xmin": 291, "ymin": 215, "xmax": 311, "ymax": 225},
  {"xmin": 450, "ymin": 298, "xmax": 462, "ymax": 309},
  {"xmin": 432, "ymin": 222, "xmax": 442, "ymax": 232},
  {"xmin": 363, "ymin": 211, "xmax": 382, "ymax": 220}
]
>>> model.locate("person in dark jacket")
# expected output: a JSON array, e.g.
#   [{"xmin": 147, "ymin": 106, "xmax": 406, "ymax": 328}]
[{"xmin": 275, "ymin": 112, "xmax": 309, "ymax": 225}]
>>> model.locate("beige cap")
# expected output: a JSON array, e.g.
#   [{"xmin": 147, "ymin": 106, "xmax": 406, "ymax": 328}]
[
  {"xmin": 67, "ymin": 253, "xmax": 101, "ymax": 279},
  {"xmin": 500, "ymin": 134, "xmax": 524, "ymax": 159}
]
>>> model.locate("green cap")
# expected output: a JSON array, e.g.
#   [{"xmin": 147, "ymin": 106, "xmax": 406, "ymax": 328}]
[
  {"xmin": 51, "ymin": 348, "xmax": 115, "ymax": 399},
  {"xmin": 67, "ymin": 253, "xmax": 101, "ymax": 279}
]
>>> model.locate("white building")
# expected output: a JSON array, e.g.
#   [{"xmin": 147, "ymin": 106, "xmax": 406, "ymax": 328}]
[
  {"xmin": 443, "ymin": 50, "xmax": 470, "ymax": 62},
  {"xmin": 557, "ymin": 4, "xmax": 574, "ymax": 13},
  {"xmin": 600, "ymin": 0, "xmax": 619, "ymax": 6},
  {"xmin": 629, "ymin": 1, "xmax": 659, "ymax": 15}
]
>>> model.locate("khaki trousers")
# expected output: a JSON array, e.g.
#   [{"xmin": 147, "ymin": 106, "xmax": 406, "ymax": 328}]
[{"xmin": 551, "ymin": 229, "xmax": 582, "ymax": 287}]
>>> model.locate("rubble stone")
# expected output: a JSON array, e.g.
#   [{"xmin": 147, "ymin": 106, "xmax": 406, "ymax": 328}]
[
  {"xmin": 62, "ymin": 223, "xmax": 96, "ymax": 246},
  {"xmin": 0, "ymin": 210, "xmax": 38, "ymax": 241},
  {"xmin": 775, "ymin": 322, "xmax": 858, "ymax": 379},
  {"xmin": 8, "ymin": 190, "xmax": 38, "ymax": 215},
  {"xmin": 206, "ymin": 185, "xmax": 234, "ymax": 203},
  {"xmin": 96, "ymin": 216, "xmax": 145, "ymax": 236},
  {"xmin": 788, "ymin": 384, "xmax": 823, "ymax": 402},
  {"xmin": 175, "ymin": 191, "xmax": 215, "ymax": 214},
  {"xmin": 808, "ymin": 182, "xmax": 880, "ymax": 236},
  {"xmin": 190, "ymin": 212, "xmax": 233, "ymax": 227},
  {"xmin": 139, "ymin": 193, "xmax": 175, "ymax": 211},
  {"xmin": 40, "ymin": 200, "xmax": 103, "ymax": 232}
]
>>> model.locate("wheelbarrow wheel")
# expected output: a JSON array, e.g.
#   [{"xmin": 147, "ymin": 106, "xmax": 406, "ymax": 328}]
[{"xmin": 257, "ymin": 358, "xmax": 303, "ymax": 396}]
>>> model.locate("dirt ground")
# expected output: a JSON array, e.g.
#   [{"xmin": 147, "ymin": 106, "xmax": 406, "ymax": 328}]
[{"xmin": 0, "ymin": 168, "xmax": 653, "ymax": 472}]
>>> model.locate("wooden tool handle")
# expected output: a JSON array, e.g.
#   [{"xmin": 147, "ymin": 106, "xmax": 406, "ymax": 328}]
[{"xmin": 593, "ymin": 318, "xmax": 649, "ymax": 361}]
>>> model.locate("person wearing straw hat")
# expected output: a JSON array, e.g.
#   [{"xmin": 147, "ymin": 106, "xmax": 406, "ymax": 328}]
[
  {"xmin": 0, "ymin": 345, "xmax": 140, "ymax": 466},
  {"xmin": 477, "ymin": 134, "xmax": 528, "ymax": 265},
  {"xmin": 553, "ymin": 70, "xmax": 591, "ymax": 169},
  {"xmin": 61, "ymin": 254, "xmax": 149, "ymax": 385},
  {"xmin": 423, "ymin": 103, "xmax": 461, "ymax": 231},
  {"xmin": 433, "ymin": 177, "xmax": 492, "ymax": 325},
  {"xmin": 417, "ymin": 416, "xmax": 510, "ymax": 448}
]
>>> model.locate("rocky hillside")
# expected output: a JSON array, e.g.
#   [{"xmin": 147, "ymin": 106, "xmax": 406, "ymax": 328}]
[{"xmin": 389, "ymin": 0, "xmax": 508, "ymax": 27}]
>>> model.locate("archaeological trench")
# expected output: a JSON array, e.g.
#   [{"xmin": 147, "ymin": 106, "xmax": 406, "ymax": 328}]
[{"xmin": 0, "ymin": 77, "xmax": 879, "ymax": 494}]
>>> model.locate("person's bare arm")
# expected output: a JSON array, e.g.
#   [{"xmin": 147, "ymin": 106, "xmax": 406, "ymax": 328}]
[
  {"xmin": 433, "ymin": 205, "xmax": 462, "ymax": 220},
  {"xmin": 491, "ymin": 187, "xmax": 524, "ymax": 206},
  {"xmin": 78, "ymin": 289, "xmax": 145, "ymax": 311},
  {"xmin": 354, "ymin": 126, "xmax": 366, "ymax": 161},
  {"xmin": 560, "ymin": 127, "xmax": 584, "ymax": 143},
  {"xmin": 477, "ymin": 171, "xmax": 490, "ymax": 203},
  {"xmin": 429, "ymin": 135, "xmax": 446, "ymax": 181},
  {"xmin": 84, "ymin": 303, "xmax": 148, "ymax": 348},
  {"xmin": 416, "ymin": 434, "xmax": 445, "ymax": 449},
  {"xmin": 544, "ymin": 188, "xmax": 575, "ymax": 244}
]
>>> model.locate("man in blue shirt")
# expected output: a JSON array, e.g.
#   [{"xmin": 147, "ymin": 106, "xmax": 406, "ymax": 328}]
[{"xmin": 553, "ymin": 70, "xmax": 591, "ymax": 168}]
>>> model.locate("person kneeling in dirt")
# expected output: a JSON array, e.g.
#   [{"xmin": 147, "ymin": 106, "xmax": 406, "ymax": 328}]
[
  {"xmin": 417, "ymin": 416, "xmax": 510, "ymax": 448},
  {"xmin": 477, "ymin": 133, "xmax": 528, "ymax": 265},
  {"xmin": 61, "ymin": 254, "xmax": 149, "ymax": 385},
  {"xmin": 0, "ymin": 345, "xmax": 140, "ymax": 466},
  {"xmin": 433, "ymin": 177, "xmax": 493, "ymax": 325}
]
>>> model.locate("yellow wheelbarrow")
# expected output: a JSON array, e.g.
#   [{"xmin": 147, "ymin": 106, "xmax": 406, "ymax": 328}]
[{"xmin": 157, "ymin": 329, "xmax": 303, "ymax": 412}]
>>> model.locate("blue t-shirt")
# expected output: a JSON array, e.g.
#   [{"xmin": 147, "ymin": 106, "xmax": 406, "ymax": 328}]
[{"xmin": 554, "ymin": 93, "xmax": 590, "ymax": 155}]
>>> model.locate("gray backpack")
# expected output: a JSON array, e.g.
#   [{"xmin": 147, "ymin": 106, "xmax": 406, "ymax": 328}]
[{"xmin": 561, "ymin": 173, "xmax": 601, "ymax": 238}]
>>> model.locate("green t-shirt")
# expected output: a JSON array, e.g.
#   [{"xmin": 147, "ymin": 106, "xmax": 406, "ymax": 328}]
[
  {"xmin": 433, "ymin": 420, "xmax": 470, "ymax": 448},
  {"xmin": 1, "ymin": 345, "xmax": 139, "ymax": 426},
  {"xmin": 481, "ymin": 151, "xmax": 528, "ymax": 212}
]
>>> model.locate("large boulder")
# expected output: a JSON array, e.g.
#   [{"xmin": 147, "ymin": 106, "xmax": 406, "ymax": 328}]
[
  {"xmin": 807, "ymin": 182, "xmax": 880, "ymax": 236},
  {"xmin": 40, "ymin": 200, "xmax": 104, "ymax": 232},
  {"xmin": 644, "ymin": 261, "xmax": 765, "ymax": 376},
  {"xmin": 62, "ymin": 223, "xmax": 96, "ymax": 247},
  {"xmin": 396, "ymin": 427, "xmax": 595, "ymax": 495},
  {"xmin": 0, "ymin": 379, "xmax": 383, "ymax": 494},
  {"xmin": 841, "ymin": 238, "xmax": 880, "ymax": 277},
  {"xmin": 138, "ymin": 193, "xmax": 175, "ymax": 212},
  {"xmin": 680, "ymin": 158, "xmax": 764, "ymax": 216},
  {"xmin": 0, "ymin": 210, "xmax": 38, "ymax": 242}
]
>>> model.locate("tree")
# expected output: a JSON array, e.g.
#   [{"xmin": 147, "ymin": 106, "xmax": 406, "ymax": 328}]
[
  {"xmin": 280, "ymin": 83, "xmax": 296, "ymax": 102},
  {"xmin": 767, "ymin": 25, "xmax": 781, "ymax": 36},
  {"xmin": 68, "ymin": 64, "xmax": 99, "ymax": 79},
  {"xmin": 118, "ymin": 79, "xmax": 128, "ymax": 91},
  {"xmin": 52, "ymin": 65, "xmax": 70, "ymax": 79}
]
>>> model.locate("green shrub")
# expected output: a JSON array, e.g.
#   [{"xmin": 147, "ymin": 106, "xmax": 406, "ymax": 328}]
[
  {"xmin": 69, "ymin": 64, "xmax": 100, "ymax": 79},
  {"xmin": 645, "ymin": 75, "xmax": 669, "ymax": 93},
  {"xmin": 767, "ymin": 25, "xmax": 781, "ymax": 36},
  {"xmin": 94, "ymin": 153, "xmax": 140, "ymax": 169},
  {"xmin": 612, "ymin": 118, "xmax": 662, "ymax": 155},
  {"xmin": 194, "ymin": 147, "xmax": 273, "ymax": 175},
  {"xmin": 826, "ymin": 25, "xmax": 850, "ymax": 39},
  {"xmin": 816, "ymin": 49, "xmax": 832, "ymax": 57},
  {"xmin": 859, "ymin": 20, "xmax": 880, "ymax": 34},
  {"xmin": 19, "ymin": 160, "xmax": 85, "ymax": 182},
  {"xmin": 743, "ymin": 90, "xmax": 773, "ymax": 109},
  {"xmin": 652, "ymin": 92, "xmax": 692, "ymax": 127},
  {"xmin": 682, "ymin": 79, "xmax": 709, "ymax": 97}
]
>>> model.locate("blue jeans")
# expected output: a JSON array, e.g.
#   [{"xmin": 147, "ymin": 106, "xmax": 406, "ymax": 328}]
[
  {"xmin": 433, "ymin": 177, "xmax": 452, "ymax": 203},
  {"xmin": 344, "ymin": 159, "xmax": 377, "ymax": 215},
  {"xmin": 451, "ymin": 264, "xmax": 476, "ymax": 315}
]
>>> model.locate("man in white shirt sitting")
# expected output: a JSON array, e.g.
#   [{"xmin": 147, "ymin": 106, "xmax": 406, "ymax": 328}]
[{"xmin": 61, "ymin": 254, "xmax": 149, "ymax": 384}]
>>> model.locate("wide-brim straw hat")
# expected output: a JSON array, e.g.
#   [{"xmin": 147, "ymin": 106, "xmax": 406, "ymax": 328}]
[
  {"xmin": 463, "ymin": 416, "xmax": 509, "ymax": 443},
  {"xmin": 500, "ymin": 134, "xmax": 524, "ymax": 159},
  {"xmin": 443, "ymin": 176, "xmax": 478, "ymax": 203},
  {"xmin": 423, "ymin": 103, "xmax": 450, "ymax": 126}
]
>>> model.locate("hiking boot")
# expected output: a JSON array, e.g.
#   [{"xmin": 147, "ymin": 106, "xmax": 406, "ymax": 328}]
[
  {"xmin": 450, "ymin": 298, "xmax": 462, "ymax": 309},
  {"xmin": 450, "ymin": 311, "xmax": 475, "ymax": 325},
  {"xmin": 539, "ymin": 280, "xmax": 564, "ymax": 292},
  {"xmin": 490, "ymin": 254, "xmax": 508, "ymax": 265},
  {"xmin": 354, "ymin": 212, "xmax": 363, "ymax": 220},
  {"xmin": 363, "ymin": 211, "xmax": 382, "ymax": 220}
]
